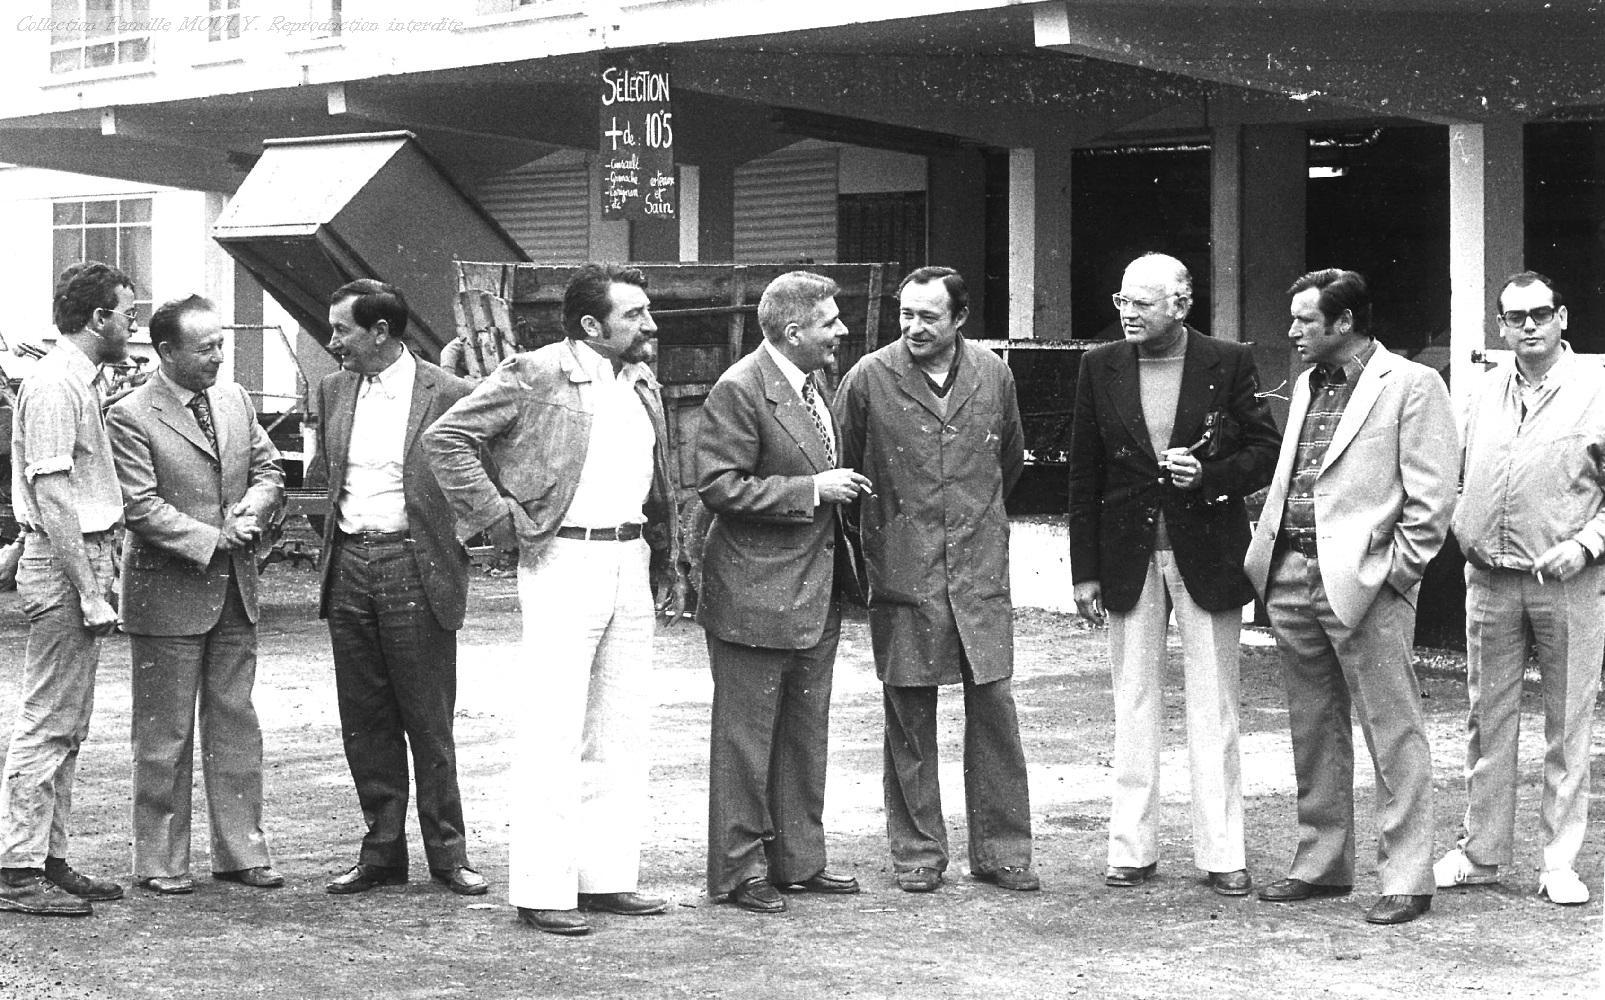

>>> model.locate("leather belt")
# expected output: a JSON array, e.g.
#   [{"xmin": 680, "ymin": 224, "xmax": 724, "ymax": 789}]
[
  {"xmin": 339, "ymin": 529, "xmax": 410, "ymax": 545},
  {"xmin": 556, "ymin": 523, "xmax": 643, "ymax": 542},
  {"xmin": 1275, "ymin": 532, "xmax": 1319, "ymax": 559}
]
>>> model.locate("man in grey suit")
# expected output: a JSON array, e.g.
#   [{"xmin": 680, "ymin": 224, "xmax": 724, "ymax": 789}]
[
  {"xmin": 696, "ymin": 271, "xmax": 872, "ymax": 913},
  {"xmin": 106, "ymin": 294, "xmax": 285, "ymax": 895},
  {"xmin": 1243, "ymin": 268, "xmax": 1459, "ymax": 925},
  {"xmin": 309, "ymin": 279, "xmax": 486, "ymax": 897}
]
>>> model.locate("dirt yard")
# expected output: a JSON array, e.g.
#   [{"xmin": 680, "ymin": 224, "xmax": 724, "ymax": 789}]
[{"xmin": 0, "ymin": 563, "xmax": 1599, "ymax": 1000}]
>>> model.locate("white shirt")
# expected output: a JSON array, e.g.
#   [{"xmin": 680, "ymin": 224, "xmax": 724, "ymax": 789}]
[
  {"xmin": 762, "ymin": 340, "xmax": 834, "ymax": 507},
  {"xmin": 337, "ymin": 350, "xmax": 415, "ymax": 534},
  {"xmin": 563, "ymin": 340, "xmax": 655, "ymax": 529}
]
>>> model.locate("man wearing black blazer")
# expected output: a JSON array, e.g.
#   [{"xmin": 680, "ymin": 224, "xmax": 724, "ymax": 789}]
[
  {"xmin": 309, "ymin": 279, "xmax": 485, "ymax": 897},
  {"xmin": 1069, "ymin": 253, "xmax": 1279, "ymax": 896}
]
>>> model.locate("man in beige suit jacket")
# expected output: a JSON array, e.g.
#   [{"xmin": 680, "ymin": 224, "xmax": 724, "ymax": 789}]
[
  {"xmin": 107, "ymin": 295, "xmax": 284, "ymax": 895},
  {"xmin": 1243, "ymin": 269, "xmax": 1458, "ymax": 926}
]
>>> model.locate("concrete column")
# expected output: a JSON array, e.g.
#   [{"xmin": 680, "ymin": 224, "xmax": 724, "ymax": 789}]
[
  {"xmin": 927, "ymin": 149, "xmax": 988, "ymax": 332},
  {"xmin": 1448, "ymin": 122, "xmax": 1524, "ymax": 410},
  {"xmin": 678, "ymin": 163, "xmax": 700, "ymax": 262},
  {"xmin": 1238, "ymin": 124, "xmax": 1306, "ymax": 429},
  {"xmin": 1209, "ymin": 123, "xmax": 1244, "ymax": 343},
  {"xmin": 1010, "ymin": 142, "xmax": 1073, "ymax": 340}
]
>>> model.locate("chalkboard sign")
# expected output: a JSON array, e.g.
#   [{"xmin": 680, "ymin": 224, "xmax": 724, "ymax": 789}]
[{"xmin": 599, "ymin": 52, "xmax": 676, "ymax": 223}]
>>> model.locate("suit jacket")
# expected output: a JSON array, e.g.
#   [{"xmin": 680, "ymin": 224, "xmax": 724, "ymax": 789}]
[
  {"xmin": 696, "ymin": 346, "xmax": 844, "ymax": 650},
  {"xmin": 1068, "ymin": 329, "xmax": 1280, "ymax": 613},
  {"xmin": 308, "ymin": 357, "xmax": 475, "ymax": 631},
  {"xmin": 1243, "ymin": 343, "xmax": 1459, "ymax": 628},
  {"xmin": 107, "ymin": 370, "xmax": 284, "ymax": 637},
  {"xmin": 834, "ymin": 338, "xmax": 1023, "ymax": 686}
]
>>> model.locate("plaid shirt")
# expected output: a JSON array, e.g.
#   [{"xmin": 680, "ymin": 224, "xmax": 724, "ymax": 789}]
[{"xmin": 1280, "ymin": 340, "xmax": 1378, "ymax": 540}]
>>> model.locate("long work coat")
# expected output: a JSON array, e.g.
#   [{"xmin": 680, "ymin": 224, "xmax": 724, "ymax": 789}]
[{"xmin": 834, "ymin": 338, "xmax": 1025, "ymax": 686}]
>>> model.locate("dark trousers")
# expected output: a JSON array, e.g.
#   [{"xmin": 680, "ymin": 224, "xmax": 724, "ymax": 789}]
[
  {"xmin": 705, "ymin": 605, "xmax": 839, "ymax": 896},
  {"xmin": 327, "ymin": 537, "xmax": 467, "ymax": 871},
  {"xmin": 883, "ymin": 667, "xmax": 1033, "ymax": 874}
]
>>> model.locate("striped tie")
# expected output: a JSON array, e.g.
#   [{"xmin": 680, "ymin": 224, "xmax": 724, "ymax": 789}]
[{"xmin": 800, "ymin": 379, "xmax": 836, "ymax": 468}]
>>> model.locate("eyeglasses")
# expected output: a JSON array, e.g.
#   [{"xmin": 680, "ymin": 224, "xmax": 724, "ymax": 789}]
[
  {"xmin": 1112, "ymin": 293, "xmax": 1180, "ymax": 312},
  {"xmin": 99, "ymin": 306, "xmax": 139, "ymax": 323},
  {"xmin": 1498, "ymin": 306, "xmax": 1558, "ymax": 328}
]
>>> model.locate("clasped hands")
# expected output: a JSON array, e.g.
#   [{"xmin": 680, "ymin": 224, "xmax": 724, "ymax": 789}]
[{"xmin": 216, "ymin": 501, "xmax": 263, "ymax": 552}]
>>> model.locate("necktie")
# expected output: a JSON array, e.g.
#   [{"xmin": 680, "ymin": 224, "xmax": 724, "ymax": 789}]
[
  {"xmin": 800, "ymin": 379, "xmax": 836, "ymax": 468},
  {"xmin": 188, "ymin": 393, "xmax": 219, "ymax": 455}
]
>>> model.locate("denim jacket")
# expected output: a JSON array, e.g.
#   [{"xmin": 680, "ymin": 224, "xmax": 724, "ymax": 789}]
[{"xmin": 422, "ymin": 339, "xmax": 682, "ymax": 579}]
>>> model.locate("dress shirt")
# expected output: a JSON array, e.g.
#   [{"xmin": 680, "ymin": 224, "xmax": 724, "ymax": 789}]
[
  {"xmin": 337, "ymin": 350, "xmax": 415, "ymax": 535},
  {"xmin": 1456, "ymin": 344, "xmax": 1605, "ymax": 569},
  {"xmin": 762, "ymin": 340, "xmax": 835, "ymax": 508},
  {"xmin": 1280, "ymin": 340, "xmax": 1378, "ymax": 540},
  {"xmin": 12, "ymin": 337, "xmax": 122, "ymax": 533},
  {"xmin": 562, "ymin": 340, "xmax": 654, "ymax": 529}
]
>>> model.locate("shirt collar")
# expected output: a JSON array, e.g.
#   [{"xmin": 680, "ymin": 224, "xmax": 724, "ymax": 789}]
[
  {"xmin": 569, "ymin": 338, "xmax": 656, "ymax": 389},
  {"xmin": 1312, "ymin": 339, "xmax": 1376, "ymax": 389},
  {"xmin": 1513, "ymin": 341, "xmax": 1575, "ymax": 391},
  {"xmin": 55, "ymin": 336, "xmax": 101, "ymax": 386},
  {"xmin": 762, "ymin": 340, "xmax": 810, "ymax": 396}
]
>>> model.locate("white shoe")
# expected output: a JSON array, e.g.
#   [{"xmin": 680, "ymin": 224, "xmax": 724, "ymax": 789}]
[
  {"xmin": 1538, "ymin": 868, "xmax": 1589, "ymax": 906},
  {"xmin": 1433, "ymin": 848, "xmax": 1499, "ymax": 889}
]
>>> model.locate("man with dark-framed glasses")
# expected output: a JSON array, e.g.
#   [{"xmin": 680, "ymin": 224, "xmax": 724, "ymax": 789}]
[{"xmin": 1435, "ymin": 270, "xmax": 1604, "ymax": 907}]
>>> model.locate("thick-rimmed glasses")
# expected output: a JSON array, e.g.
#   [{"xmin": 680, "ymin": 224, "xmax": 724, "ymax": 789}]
[
  {"xmin": 1112, "ymin": 293, "xmax": 1179, "ymax": 312},
  {"xmin": 1498, "ymin": 306, "xmax": 1557, "ymax": 328}
]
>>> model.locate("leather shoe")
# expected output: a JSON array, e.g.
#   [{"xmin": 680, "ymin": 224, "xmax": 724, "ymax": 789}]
[
  {"xmin": 213, "ymin": 866, "xmax": 284, "ymax": 889},
  {"xmin": 1, "ymin": 870, "xmax": 94, "ymax": 915},
  {"xmin": 45, "ymin": 858, "xmax": 123, "ymax": 901},
  {"xmin": 579, "ymin": 891, "xmax": 668, "ymax": 914},
  {"xmin": 137, "ymin": 875, "xmax": 196, "ymax": 896},
  {"xmin": 727, "ymin": 876, "xmax": 786, "ymax": 913},
  {"xmin": 1104, "ymin": 863, "xmax": 1157, "ymax": 887},
  {"xmin": 1365, "ymin": 894, "xmax": 1432, "ymax": 925},
  {"xmin": 896, "ymin": 867, "xmax": 943, "ymax": 893},
  {"xmin": 517, "ymin": 906, "xmax": 590, "ymax": 936},
  {"xmin": 781, "ymin": 871, "xmax": 861, "ymax": 895},
  {"xmin": 974, "ymin": 866, "xmax": 1041, "ymax": 891},
  {"xmin": 430, "ymin": 866, "xmax": 488, "ymax": 896},
  {"xmin": 1258, "ymin": 877, "xmax": 1352, "ymax": 902},
  {"xmin": 1207, "ymin": 869, "xmax": 1252, "ymax": 896},
  {"xmin": 326, "ymin": 863, "xmax": 407, "ymax": 895}
]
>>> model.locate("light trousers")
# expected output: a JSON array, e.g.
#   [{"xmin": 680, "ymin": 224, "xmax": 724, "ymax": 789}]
[
  {"xmin": 510, "ymin": 536, "xmax": 654, "ymax": 910},
  {"xmin": 0, "ymin": 531, "xmax": 116, "ymax": 869},
  {"xmin": 1266, "ymin": 550, "xmax": 1435, "ymax": 896},
  {"xmin": 1106, "ymin": 550, "xmax": 1246, "ymax": 872},
  {"xmin": 1460, "ymin": 563, "xmax": 1602, "ymax": 873}
]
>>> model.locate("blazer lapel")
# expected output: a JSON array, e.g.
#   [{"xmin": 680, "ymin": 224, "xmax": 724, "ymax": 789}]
[
  {"xmin": 1322, "ymin": 346, "xmax": 1394, "ymax": 471},
  {"xmin": 1169, "ymin": 330, "xmax": 1218, "ymax": 450},
  {"xmin": 403, "ymin": 359, "xmax": 437, "ymax": 459},
  {"xmin": 152, "ymin": 375, "xmax": 216, "ymax": 459},
  {"xmin": 1107, "ymin": 345, "xmax": 1154, "ymax": 459},
  {"xmin": 326, "ymin": 372, "xmax": 359, "ymax": 498},
  {"xmin": 759, "ymin": 349, "xmax": 830, "ymax": 473}
]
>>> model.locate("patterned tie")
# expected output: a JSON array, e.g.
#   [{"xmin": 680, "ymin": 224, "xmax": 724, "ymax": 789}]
[
  {"xmin": 188, "ymin": 393, "xmax": 219, "ymax": 455},
  {"xmin": 800, "ymin": 378, "xmax": 836, "ymax": 468}
]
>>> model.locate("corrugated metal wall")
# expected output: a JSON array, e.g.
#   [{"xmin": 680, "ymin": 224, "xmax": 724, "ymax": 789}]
[
  {"xmin": 734, "ymin": 148, "xmax": 839, "ymax": 264},
  {"xmin": 473, "ymin": 160, "xmax": 591, "ymax": 263}
]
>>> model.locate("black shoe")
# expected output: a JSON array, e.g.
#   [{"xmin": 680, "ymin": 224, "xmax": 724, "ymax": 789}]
[
  {"xmin": 429, "ymin": 866, "xmax": 488, "ymax": 896},
  {"xmin": 896, "ymin": 867, "xmax": 943, "ymax": 893},
  {"xmin": 1258, "ymin": 877, "xmax": 1353, "ymax": 902},
  {"xmin": 1207, "ymin": 869, "xmax": 1252, "ymax": 896},
  {"xmin": 44, "ymin": 857, "xmax": 123, "ymax": 901},
  {"xmin": 0, "ymin": 870, "xmax": 92, "ymax": 916},
  {"xmin": 780, "ymin": 871, "xmax": 861, "ymax": 895},
  {"xmin": 578, "ymin": 891, "xmax": 668, "ymax": 915},
  {"xmin": 517, "ymin": 906, "xmax": 590, "ymax": 936},
  {"xmin": 1365, "ymin": 894, "xmax": 1432, "ymax": 925},
  {"xmin": 727, "ymin": 877, "xmax": 785, "ymax": 913},
  {"xmin": 326, "ymin": 863, "xmax": 407, "ymax": 895},
  {"xmin": 1104, "ymin": 863, "xmax": 1157, "ymax": 887}
]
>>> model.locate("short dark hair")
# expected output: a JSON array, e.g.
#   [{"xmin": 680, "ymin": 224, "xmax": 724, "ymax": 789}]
[
  {"xmin": 148, "ymin": 294, "xmax": 217, "ymax": 351},
  {"xmin": 330, "ymin": 278, "xmax": 409, "ymax": 338},
  {"xmin": 1498, "ymin": 270, "xmax": 1564, "ymax": 311},
  {"xmin": 758, "ymin": 271, "xmax": 840, "ymax": 342},
  {"xmin": 563, "ymin": 263, "xmax": 649, "ymax": 339},
  {"xmin": 1288, "ymin": 268, "xmax": 1371, "ymax": 335},
  {"xmin": 898, "ymin": 265, "xmax": 969, "ymax": 319},
  {"xmin": 53, "ymin": 261, "xmax": 134, "ymax": 335}
]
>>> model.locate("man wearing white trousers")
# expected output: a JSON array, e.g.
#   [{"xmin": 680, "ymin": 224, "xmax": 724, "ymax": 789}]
[
  {"xmin": 1069, "ymin": 253, "xmax": 1280, "ymax": 895},
  {"xmin": 1436, "ymin": 270, "xmax": 1604, "ymax": 907},
  {"xmin": 425, "ymin": 263, "xmax": 688, "ymax": 936}
]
